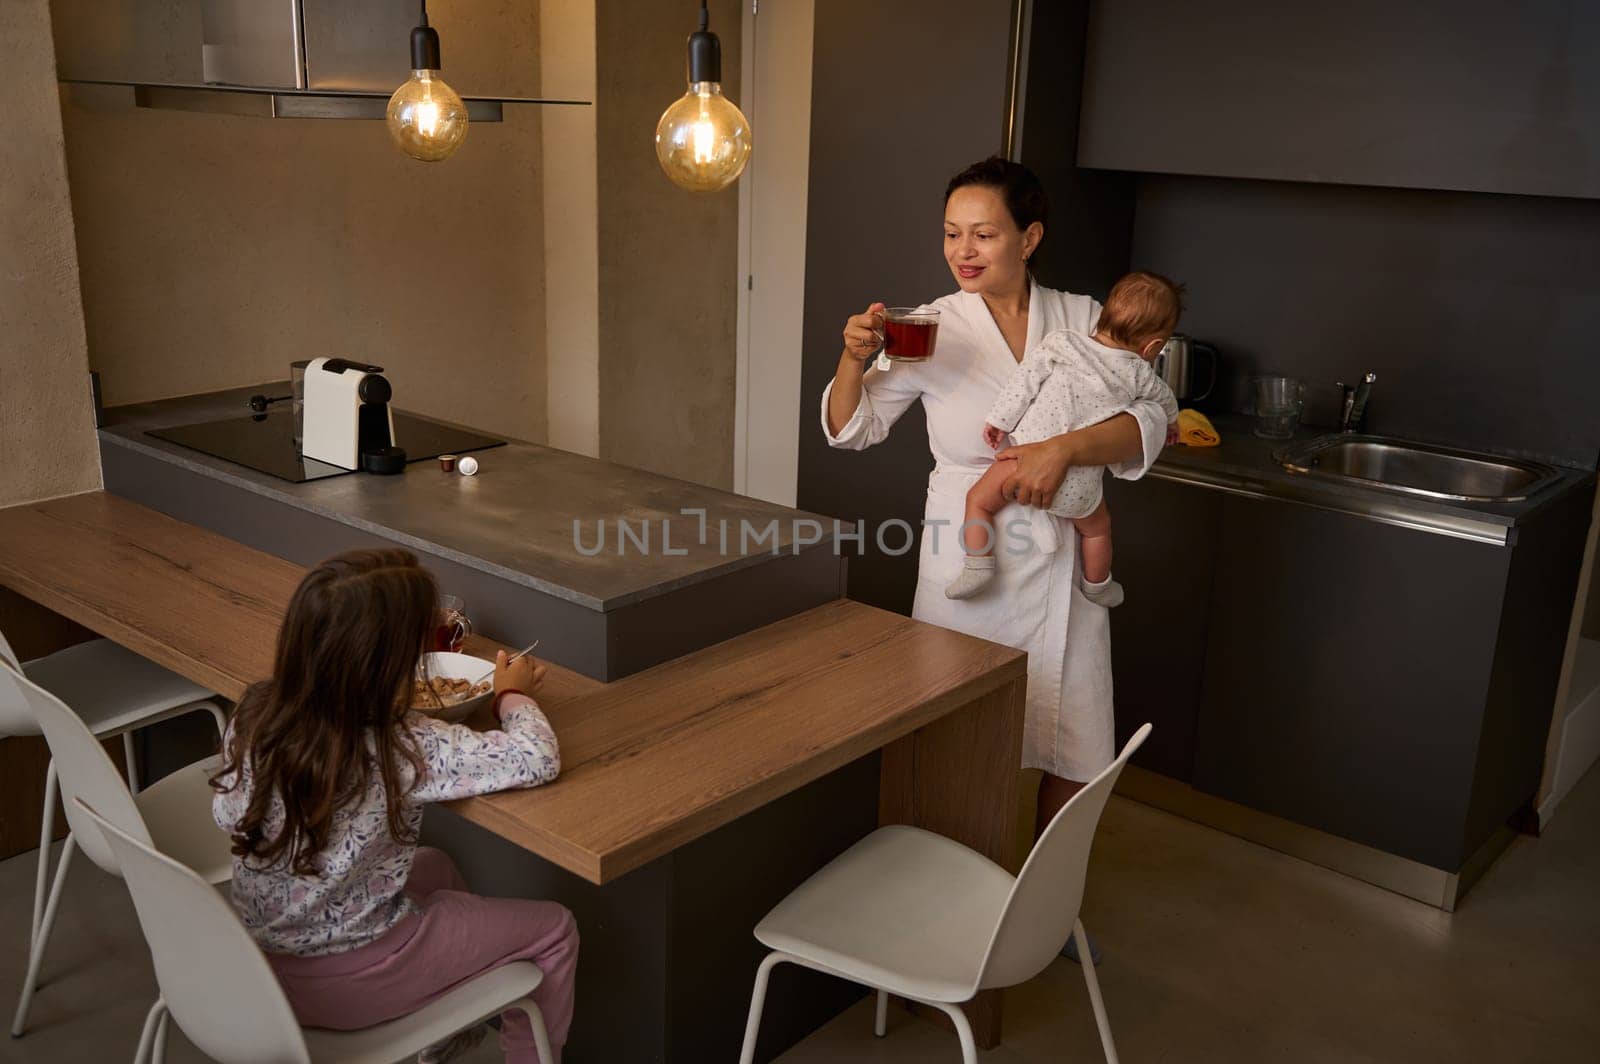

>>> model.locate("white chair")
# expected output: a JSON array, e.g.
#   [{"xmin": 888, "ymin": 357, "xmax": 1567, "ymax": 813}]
[
  {"xmin": 0, "ymin": 629, "xmax": 228, "ymax": 796},
  {"xmin": 0, "ymin": 662, "xmax": 232, "ymax": 1038},
  {"xmin": 75, "ymin": 799, "xmax": 556, "ymax": 1064},
  {"xmin": 0, "ymin": 626, "xmax": 227, "ymax": 1038},
  {"xmin": 738, "ymin": 723, "xmax": 1153, "ymax": 1064}
]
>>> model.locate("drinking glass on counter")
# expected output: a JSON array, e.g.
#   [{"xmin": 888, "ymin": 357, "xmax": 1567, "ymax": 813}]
[
  {"xmin": 432, "ymin": 595, "xmax": 473, "ymax": 652},
  {"xmin": 1252, "ymin": 375, "xmax": 1304, "ymax": 439}
]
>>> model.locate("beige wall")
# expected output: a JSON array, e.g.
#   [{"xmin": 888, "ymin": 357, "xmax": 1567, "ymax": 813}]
[
  {"xmin": 0, "ymin": 0, "xmax": 102, "ymax": 507},
  {"xmin": 51, "ymin": 1, "xmax": 550, "ymax": 444},
  {"xmin": 541, "ymin": 0, "xmax": 601, "ymax": 459},
  {"xmin": 595, "ymin": 0, "xmax": 743, "ymax": 489},
  {"xmin": 37, "ymin": 1, "xmax": 745, "ymax": 487}
]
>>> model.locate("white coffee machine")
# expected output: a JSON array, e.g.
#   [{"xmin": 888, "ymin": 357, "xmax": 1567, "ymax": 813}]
[{"xmin": 300, "ymin": 357, "xmax": 406, "ymax": 474}]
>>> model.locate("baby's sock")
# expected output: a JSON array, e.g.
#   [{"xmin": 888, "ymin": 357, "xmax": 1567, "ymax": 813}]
[
  {"xmin": 1079, "ymin": 571, "xmax": 1125, "ymax": 608},
  {"xmin": 945, "ymin": 555, "xmax": 998, "ymax": 600}
]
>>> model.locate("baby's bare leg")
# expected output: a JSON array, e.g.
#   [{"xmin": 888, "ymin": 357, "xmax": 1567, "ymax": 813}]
[
  {"xmin": 946, "ymin": 461, "xmax": 1013, "ymax": 601},
  {"xmin": 961, "ymin": 461, "xmax": 1013, "ymax": 556},
  {"xmin": 1073, "ymin": 500, "xmax": 1114, "ymax": 586}
]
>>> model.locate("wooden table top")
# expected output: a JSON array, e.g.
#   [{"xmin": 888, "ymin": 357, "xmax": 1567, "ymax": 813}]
[{"xmin": 0, "ymin": 492, "xmax": 1026, "ymax": 883}]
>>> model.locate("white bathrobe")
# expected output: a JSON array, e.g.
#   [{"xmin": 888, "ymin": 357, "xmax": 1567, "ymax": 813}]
[{"xmin": 821, "ymin": 281, "xmax": 1166, "ymax": 781}]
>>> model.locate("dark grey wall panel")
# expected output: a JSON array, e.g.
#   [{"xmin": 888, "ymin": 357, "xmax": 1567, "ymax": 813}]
[
  {"xmin": 795, "ymin": 0, "xmax": 1015, "ymax": 613},
  {"xmin": 1080, "ymin": 0, "xmax": 1600, "ymax": 200},
  {"xmin": 1130, "ymin": 175, "xmax": 1600, "ymax": 469},
  {"xmin": 796, "ymin": 0, "xmax": 1145, "ymax": 613},
  {"xmin": 1016, "ymin": 0, "xmax": 1137, "ymax": 296}
]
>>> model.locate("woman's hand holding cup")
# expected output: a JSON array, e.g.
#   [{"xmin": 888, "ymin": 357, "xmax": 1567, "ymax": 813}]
[{"xmin": 841, "ymin": 302, "xmax": 886, "ymax": 364}]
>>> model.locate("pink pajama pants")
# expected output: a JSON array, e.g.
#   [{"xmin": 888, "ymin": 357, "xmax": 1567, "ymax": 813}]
[{"xmin": 266, "ymin": 847, "xmax": 578, "ymax": 1064}]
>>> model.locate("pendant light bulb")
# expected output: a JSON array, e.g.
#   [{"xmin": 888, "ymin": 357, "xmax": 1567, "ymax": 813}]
[
  {"xmin": 655, "ymin": 4, "xmax": 751, "ymax": 192},
  {"xmin": 387, "ymin": 4, "xmax": 468, "ymax": 162}
]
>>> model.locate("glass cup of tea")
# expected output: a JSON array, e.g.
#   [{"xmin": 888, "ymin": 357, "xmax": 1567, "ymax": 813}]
[
  {"xmin": 876, "ymin": 306, "xmax": 941, "ymax": 367},
  {"xmin": 432, "ymin": 594, "xmax": 473, "ymax": 652}
]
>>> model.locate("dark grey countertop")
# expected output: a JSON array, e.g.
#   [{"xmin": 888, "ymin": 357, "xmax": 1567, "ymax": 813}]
[
  {"xmin": 100, "ymin": 387, "xmax": 840, "ymax": 611},
  {"xmin": 1148, "ymin": 413, "xmax": 1593, "ymax": 544}
]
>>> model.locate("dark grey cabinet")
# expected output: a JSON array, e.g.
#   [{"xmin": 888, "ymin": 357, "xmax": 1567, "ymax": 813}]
[
  {"xmin": 1109, "ymin": 475, "xmax": 1592, "ymax": 873},
  {"xmin": 1191, "ymin": 497, "xmax": 1507, "ymax": 870},
  {"xmin": 1106, "ymin": 476, "xmax": 1221, "ymax": 782},
  {"xmin": 1079, "ymin": 0, "xmax": 1600, "ymax": 201}
]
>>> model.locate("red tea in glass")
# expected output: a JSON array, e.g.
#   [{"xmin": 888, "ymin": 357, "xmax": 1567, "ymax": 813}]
[
  {"xmin": 881, "ymin": 307, "xmax": 940, "ymax": 362},
  {"xmin": 432, "ymin": 595, "xmax": 473, "ymax": 652}
]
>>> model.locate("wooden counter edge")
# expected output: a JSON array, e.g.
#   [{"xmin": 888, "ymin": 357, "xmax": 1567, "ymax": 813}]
[
  {"xmin": 444, "ymin": 652, "xmax": 1027, "ymax": 885},
  {"xmin": 0, "ymin": 564, "xmax": 250, "ymax": 703},
  {"xmin": 0, "ymin": 495, "xmax": 1030, "ymax": 893}
]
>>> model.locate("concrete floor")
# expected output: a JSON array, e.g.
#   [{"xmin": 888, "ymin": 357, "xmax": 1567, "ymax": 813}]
[{"xmin": 3, "ymin": 765, "xmax": 1596, "ymax": 1064}]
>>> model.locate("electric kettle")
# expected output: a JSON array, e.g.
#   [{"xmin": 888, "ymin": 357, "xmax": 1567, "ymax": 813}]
[{"xmin": 1155, "ymin": 335, "xmax": 1218, "ymax": 403}]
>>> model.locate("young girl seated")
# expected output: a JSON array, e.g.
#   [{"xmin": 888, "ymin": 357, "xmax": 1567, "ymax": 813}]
[
  {"xmin": 945, "ymin": 271, "xmax": 1182, "ymax": 605},
  {"xmin": 212, "ymin": 548, "xmax": 575, "ymax": 1064}
]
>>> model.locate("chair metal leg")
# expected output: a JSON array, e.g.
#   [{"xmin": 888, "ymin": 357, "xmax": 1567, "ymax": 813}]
[
  {"xmin": 11, "ymin": 834, "xmax": 76, "ymax": 1037},
  {"xmin": 874, "ymin": 989, "xmax": 889, "ymax": 1037},
  {"xmin": 1075, "ymin": 919, "xmax": 1119, "ymax": 1064},
  {"xmin": 738, "ymin": 952, "xmax": 787, "ymax": 1064},
  {"xmin": 205, "ymin": 701, "xmax": 228, "ymax": 742},
  {"xmin": 151, "ymin": 1008, "xmax": 169, "ymax": 1064},
  {"xmin": 123, "ymin": 731, "xmax": 141, "ymax": 794},
  {"xmin": 505, "ymin": 998, "xmax": 556, "ymax": 1064},
  {"xmin": 934, "ymin": 1001, "xmax": 978, "ymax": 1064},
  {"xmin": 133, "ymin": 999, "xmax": 165, "ymax": 1064},
  {"xmin": 31, "ymin": 761, "xmax": 58, "ymax": 945}
]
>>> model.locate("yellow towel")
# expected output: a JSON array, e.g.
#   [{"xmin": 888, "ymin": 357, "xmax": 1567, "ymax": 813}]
[{"xmin": 1177, "ymin": 408, "xmax": 1220, "ymax": 447}]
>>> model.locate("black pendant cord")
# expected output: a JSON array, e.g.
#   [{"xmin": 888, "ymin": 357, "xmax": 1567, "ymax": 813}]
[
  {"xmin": 411, "ymin": 0, "xmax": 442, "ymax": 71},
  {"xmin": 688, "ymin": 0, "xmax": 720, "ymax": 84}
]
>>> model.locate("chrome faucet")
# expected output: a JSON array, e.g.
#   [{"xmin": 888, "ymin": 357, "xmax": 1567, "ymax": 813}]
[{"xmin": 1339, "ymin": 373, "xmax": 1376, "ymax": 433}]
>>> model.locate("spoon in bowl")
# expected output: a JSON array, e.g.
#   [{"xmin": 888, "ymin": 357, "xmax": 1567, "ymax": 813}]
[{"xmin": 504, "ymin": 639, "xmax": 540, "ymax": 665}]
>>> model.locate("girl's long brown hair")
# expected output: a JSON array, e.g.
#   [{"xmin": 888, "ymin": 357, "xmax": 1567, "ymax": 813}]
[{"xmin": 212, "ymin": 549, "xmax": 436, "ymax": 875}]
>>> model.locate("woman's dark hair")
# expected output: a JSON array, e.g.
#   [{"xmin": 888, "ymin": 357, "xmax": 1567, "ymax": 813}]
[
  {"xmin": 945, "ymin": 156, "xmax": 1050, "ymax": 248},
  {"xmin": 212, "ymin": 548, "xmax": 436, "ymax": 875}
]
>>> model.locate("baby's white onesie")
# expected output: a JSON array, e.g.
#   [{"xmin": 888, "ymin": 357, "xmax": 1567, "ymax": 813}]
[{"xmin": 987, "ymin": 330, "xmax": 1180, "ymax": 518}]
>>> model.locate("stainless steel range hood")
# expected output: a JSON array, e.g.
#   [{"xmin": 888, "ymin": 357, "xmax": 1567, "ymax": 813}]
[{"xmin": 62, "ymin": 0, "xmax": 585, "ymax": 121}]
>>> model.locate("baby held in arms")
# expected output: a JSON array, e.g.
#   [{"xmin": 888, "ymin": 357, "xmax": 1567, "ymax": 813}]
[{"xmin": 945, "ymin": 271, "xmax": 1183, "ymax": 605}]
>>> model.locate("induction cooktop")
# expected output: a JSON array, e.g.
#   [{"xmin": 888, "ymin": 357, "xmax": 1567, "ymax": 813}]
[{"xmin": 148, "ymin": 411, "xmax": 504, "ymax": 483}]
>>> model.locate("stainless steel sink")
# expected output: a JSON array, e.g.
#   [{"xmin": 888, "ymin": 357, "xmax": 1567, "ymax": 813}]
[{"xmin": 1274, "ymin": 435, "xmax": 1561, "ymax": 503}]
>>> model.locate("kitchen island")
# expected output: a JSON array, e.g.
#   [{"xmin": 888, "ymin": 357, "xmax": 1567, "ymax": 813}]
[
  {"xmin": 0, "ymin": 389, "xmax": 1035, "ymax": 1062},
  {"xmin": 98, "ymin": 385, "xmax": 849, "ymax": 681}
]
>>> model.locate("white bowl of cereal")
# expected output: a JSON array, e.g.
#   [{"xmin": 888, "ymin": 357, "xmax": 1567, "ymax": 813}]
[{"xmin": 412, "ymin": 651, "xmax": 496, "ymax": 722}]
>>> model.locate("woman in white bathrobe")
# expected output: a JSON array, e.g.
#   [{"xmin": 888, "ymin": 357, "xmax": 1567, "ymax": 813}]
[{"xmin": 822, "ymin": 158, "xmax": 1166, "ymax": 832}]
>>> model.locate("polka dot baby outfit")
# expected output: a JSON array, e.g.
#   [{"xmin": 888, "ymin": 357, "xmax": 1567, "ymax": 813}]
[{"xmin": 986, "ymin": 329, "xmax": 1179, "ymax": 519}]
